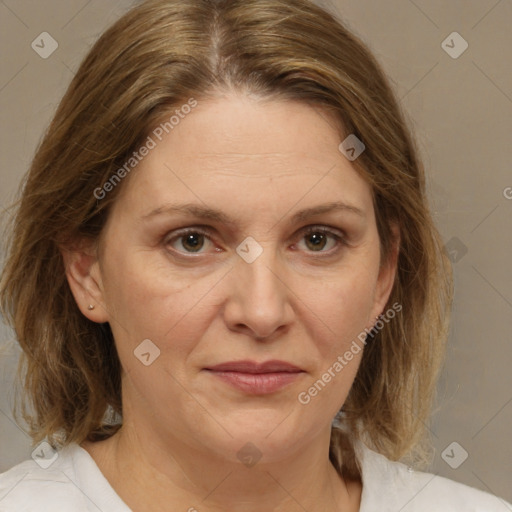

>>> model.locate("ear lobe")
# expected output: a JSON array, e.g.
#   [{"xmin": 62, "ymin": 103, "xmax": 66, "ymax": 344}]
[
  {"xmin": 370, "ymin": 223, "xmax": 400, "ymax": 325},
  {"xmin": 60, "ymin": 244, "xmax": 109, "ymax": 323}
]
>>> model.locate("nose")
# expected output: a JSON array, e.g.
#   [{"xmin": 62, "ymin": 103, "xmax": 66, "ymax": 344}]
[{"xmin": 222, "ymin": 247, "xmax": 295, "ymax": 340}]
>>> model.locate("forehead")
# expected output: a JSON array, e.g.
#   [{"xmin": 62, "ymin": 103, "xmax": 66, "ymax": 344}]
[{"xmin": 113, "ymin": 94, "xmax": 373, "ymax": 221}]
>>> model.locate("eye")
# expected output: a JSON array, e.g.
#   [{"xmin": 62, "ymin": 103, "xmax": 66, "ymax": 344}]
[
  {"xmin": 163, "ymin": 225, "xmax": 347, "ymax": 258},
  {"xmin": 295, "ymin": 226, "xmax": 346, "ymax": 254},
  {"xmin": 165, "ymin": 228, "xmax": 215, "ymax": 254}
]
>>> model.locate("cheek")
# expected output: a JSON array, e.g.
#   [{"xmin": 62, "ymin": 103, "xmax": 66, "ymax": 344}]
[
  {"xmin": 101, "ymin": 245, "xmax": 223, "ymax": 362},
  {"xmin": 101, "ymin": 258, "xmax": 164, "ymax": 341},
  {"xmin": 294, "ymin": 270, "xmax": 373, "ymax": 418},
  {"xmin": 102, "ymin": 253, "xmax": 220, "ymax": 416},
  {"xmin": 309, "ymin": 261, "xmax": 379, "ymax": 350}
]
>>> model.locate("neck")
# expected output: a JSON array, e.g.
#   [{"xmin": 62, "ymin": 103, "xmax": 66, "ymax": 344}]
[{"xmin": 83, "ymin": 420, "xmax": 361, "ymax": 512}]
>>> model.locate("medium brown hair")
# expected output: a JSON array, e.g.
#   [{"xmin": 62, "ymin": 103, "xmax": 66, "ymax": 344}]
[{"xmin": 0, "ymin": 0, "xmax": 453, "ymax": 478}]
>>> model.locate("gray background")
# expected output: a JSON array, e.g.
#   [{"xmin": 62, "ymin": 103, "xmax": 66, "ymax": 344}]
[{"xmin": 0, "ymin": 0, "xmax": 511, "ymax": 505}]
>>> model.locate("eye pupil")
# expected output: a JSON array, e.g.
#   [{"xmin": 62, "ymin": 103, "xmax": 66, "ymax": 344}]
[
  {"xmin": 306, "ymin": 232, "xmax": 327, "ymax": 251},
  {"xmin": 182, "ymin": 233, "xmax": 204, "ymax": 252}
]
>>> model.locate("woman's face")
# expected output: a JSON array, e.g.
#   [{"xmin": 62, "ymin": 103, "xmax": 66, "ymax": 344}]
[{"xmin": 81, "ymin": 94, "xmax": 397, "ymax": 463}]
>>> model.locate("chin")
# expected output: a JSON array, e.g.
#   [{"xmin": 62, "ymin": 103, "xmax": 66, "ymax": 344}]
[{"xmin": 202, "ymin": 416, "xmax": 309, "ymax": 465}]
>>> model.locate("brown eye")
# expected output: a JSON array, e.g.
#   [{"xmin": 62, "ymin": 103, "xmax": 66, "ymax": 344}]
[
  {"xmin": 304, "ymin": 232, "xmax": 329, "ymax": 251},
  {"xmin": 165, "ymin": 229, "xmax": 214, "ymax": 254},
  {"xmin": 297, "ymin": 226, "xmax": 346, "ymax": 255},
  {"xmin": 180, "ymin": 233, "xmax": 206, "ymax": 252}
]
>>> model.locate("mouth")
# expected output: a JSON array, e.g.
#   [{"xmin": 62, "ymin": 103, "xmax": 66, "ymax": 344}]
[
  {"xmin": 204, "ymin": 360, "xmax": 305, "ymax": 394},
  {"xmin": 205, "ymin": 359, "xmax": 303, "ymax": 373}
]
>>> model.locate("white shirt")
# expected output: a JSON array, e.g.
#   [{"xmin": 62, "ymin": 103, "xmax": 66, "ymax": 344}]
[{"xmin": 0, "ymin": 441, "xmax": 510, "ymax": 511}]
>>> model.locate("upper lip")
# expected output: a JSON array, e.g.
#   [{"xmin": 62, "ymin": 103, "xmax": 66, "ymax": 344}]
[{"xmin": 205, "ymin": 360, "xmax": 303, "ymax": 374}]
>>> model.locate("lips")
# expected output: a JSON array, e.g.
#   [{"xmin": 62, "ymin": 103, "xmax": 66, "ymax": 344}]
[
  {"xmin": 205, "ymin": 360, "xmax": 303, "ymax": 374},
  {"xmin": 204, "ymin": 360, "xmax": 304, "ymax": 394}
]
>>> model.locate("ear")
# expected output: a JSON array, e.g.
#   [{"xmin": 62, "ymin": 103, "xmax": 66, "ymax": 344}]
[
  {"xmin": 60, "ymin": 241, "xmax": 109, "ymax": 323},
  {"xmin": 368, "ymin": 222, "xmax": 400, "ymax": 326}
]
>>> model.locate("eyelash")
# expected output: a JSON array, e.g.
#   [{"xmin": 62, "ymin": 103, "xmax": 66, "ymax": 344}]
[{"xmin": 163, "ymin": 225, "xmax": 348, "ymax": 258}]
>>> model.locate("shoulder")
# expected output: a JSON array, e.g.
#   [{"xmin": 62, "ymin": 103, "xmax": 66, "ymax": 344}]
[
  {"xmin": 356, "ymin": 441, "xmax": 512, "ymax": 512},
  {"xmin": 0, "ymin": 443, "xmax": 130, "ymax": 512},
  {"xmin": 0, "ymin": 444, "xmax": 87, "ymax": 511}
]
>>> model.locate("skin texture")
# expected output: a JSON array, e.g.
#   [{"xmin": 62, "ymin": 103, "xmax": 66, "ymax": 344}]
[{"xmin": 64, "ymin": 93, "xmax": 399, "ymax": 512}]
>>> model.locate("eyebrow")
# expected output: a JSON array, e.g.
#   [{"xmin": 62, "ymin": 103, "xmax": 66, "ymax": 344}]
[{"xmin": 142, "ymin": 201, "xmax": 366, "ymax": 225}]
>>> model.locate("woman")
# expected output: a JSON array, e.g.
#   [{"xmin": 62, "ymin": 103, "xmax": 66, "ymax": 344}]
[{"xmin": 0, "ymin": 0, "xmax": 509, "ymax": 510}]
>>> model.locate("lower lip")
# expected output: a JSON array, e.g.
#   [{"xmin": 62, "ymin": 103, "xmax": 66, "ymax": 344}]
[{"xmin": 206, "ymin": 370, "xmax": 303, "ymax": 394}]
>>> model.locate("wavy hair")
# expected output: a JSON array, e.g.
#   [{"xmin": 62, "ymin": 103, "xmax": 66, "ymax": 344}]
[{"xmin": 0, "ymin": 0, "xmax": 453, "ymax": 479}]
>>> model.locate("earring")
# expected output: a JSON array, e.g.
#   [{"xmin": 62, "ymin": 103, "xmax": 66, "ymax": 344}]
[{"xmin": 87, "ymin": 304, "xmax": 95, "ymax": 310}]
